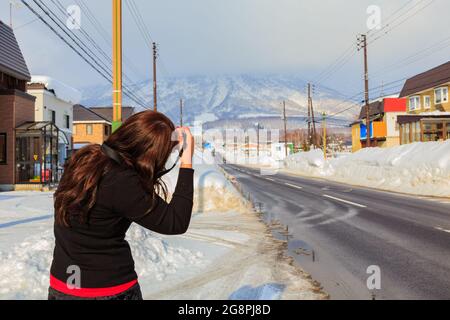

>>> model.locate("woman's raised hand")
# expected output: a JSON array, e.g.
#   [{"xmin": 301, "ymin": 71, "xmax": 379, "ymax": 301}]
[{"xmin": 178, "ymin": 127, "xmax": 194, "ymax": 169}]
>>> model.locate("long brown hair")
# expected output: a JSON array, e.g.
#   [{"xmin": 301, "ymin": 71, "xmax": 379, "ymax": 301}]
[{"xmin": 54, "ymin": 111, "xmax": 178, "ymax": 227}]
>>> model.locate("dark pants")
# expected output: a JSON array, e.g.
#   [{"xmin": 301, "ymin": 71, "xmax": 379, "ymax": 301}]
[{"xmin": 48, "ymin": 283, "xmax": 143, "ymax": 300}]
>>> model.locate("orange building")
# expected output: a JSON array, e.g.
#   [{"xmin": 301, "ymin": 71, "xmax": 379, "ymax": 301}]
[
  {"xmin": 351, "ymin": 97, "xmax": 407, "ymax": 152},
  {"xmin": 73, "ymin": 105, "xmax": 134, "ymax": 149}
]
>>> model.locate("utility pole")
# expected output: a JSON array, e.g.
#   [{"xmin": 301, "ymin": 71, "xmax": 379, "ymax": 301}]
[
  {"xmin": 112, "ymin": 0, "xmax": 122, "ymax": 132},
  {"xmin": 307, "ymin": 84, "xmax": 312, "ymax": 148},
  {"xmin": 358, "ymin": 34, "xmax": 371, "ymax": 148},
  {"xmin": 255, "ymin": 123, "xmax": 261, "ymax": 158},
  {"xmin": 322, "ymin": 112, "xmax": 327, "ymax": 160},
  {"xmin": 153, "ymin": 42, "xmax": 158, "ymax": 112},
  {"xmin": 283, "ymin": 101, "xmax": 288, "ymax": 158},
  {"xmin": 180, "ymin": 99, "xmax": 183, "ymax": 127},
  {"xmin": 311, "ymin": 96, "xmax": 317, "ymax": 149},
  {"xmin": 307, "ymin": 83, "xmax": 317, "ymax": 148}
]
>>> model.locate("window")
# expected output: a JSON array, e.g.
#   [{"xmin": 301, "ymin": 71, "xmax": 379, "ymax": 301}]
[
  {"xmin": 65, "ymin": 115, "xmax": 70, "ymax": 129},
  {"xmin": 409, "ymin": 96, "xmax": 421, "ymax": 111},
  {"xmin": 435, "ymin": 87, "xmax": 448, "ymax": 104},
  {"xmin": 49, "ymin": 110, "xmax": 56, "ymax": 124},
  {"xmin": 424, "ymin": 96, "xmax": 431, "ymax": 109},
  {"xmin": 86, "ymin": 124, "xmax": 93, "ymax": 135},
  {"xmin": 104, "ymin": 125, "xmax": 110, "ymax": 136},
  {"xmin": 0, "ymin": 133, "xmax": 6, "ymax": 165}
]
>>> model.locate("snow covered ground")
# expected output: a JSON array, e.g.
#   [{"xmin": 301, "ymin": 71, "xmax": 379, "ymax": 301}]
[
  {"xmin": 0, "ymin": 154, "xmax": 323, "ymax": 300},
  {"xmin": 284, "ymin": 141, "xmax": 450, "ymax": 198}
]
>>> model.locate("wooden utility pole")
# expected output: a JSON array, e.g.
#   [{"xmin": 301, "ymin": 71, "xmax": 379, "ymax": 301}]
[
  {"xmin": 311, "ymin": 97, "xmax": 317, "ymax": 148},
  {"xmin": 307, "ymin": 84, "xmax": 312, "ymax": 147},
  {"xmin": 358, "ymin": 34, "xmax": 371, "ymax": 147},
  {"xmin": 255, "ymin": 123, "xmax": 261, "ymax": 158},
  {"xmin": 308, "ymin": 83, "xmax": 317, "ymax": 148},
  {"xmin": 322, "ymin": 112, "xmax": 327, "ymax": 160},
  {"xmin": 153, "ymin": 42, "xmax": 158, "ymax": 112},
  {"xmin": 112, "ymin": 0, "xmax": 122, "ymax": 132},
  {"xmin": 283, "ymin": 101, "xmax": 288, "ymax": 157},
  {"xmin": 180, "ymin": 99, "xmax": 183, "ymax": 127}
]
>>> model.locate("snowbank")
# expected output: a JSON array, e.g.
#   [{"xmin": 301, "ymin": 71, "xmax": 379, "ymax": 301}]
[
  {"xmin": 0, "ymin": 226, "xmax": 205, "ymax": 300},
  {"xmin": 163, "ymin": 151, "xmax": 249, "ymax": 213},
  {"xmin": 285, "ymin": 141, "xmax": 450, "ymax": 197},
  {"xmin": 30, "ymin": 76, "xmax": 82, "ymax": 104}
]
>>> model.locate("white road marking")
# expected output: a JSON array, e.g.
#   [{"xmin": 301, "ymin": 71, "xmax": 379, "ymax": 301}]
[
  {"xmin": 323, "ymin": 195, "xmax": 367, "ymax": 208},
  {"xmin": 266, "ymin": 178, "xmax": 276, "ymax": 182},
  {"xmin": 285, "ymin": 183, "xmax": 303, "ymax": 190},
  {"xmin": 435, "ymin": 227, "xmax": 450, "ymax": 234}
]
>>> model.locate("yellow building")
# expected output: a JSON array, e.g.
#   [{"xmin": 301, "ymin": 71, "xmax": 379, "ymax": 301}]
[
  {"xmin": 73, "ymin": 105, "xmax": 134, "ymax": 149},
  {"xmin": 351, "ymin": 122, "xmax": 362, "ymax": 153},
  {"xmin": 398, "ymin": 61, "xmax": 450, "ymax": 144}
]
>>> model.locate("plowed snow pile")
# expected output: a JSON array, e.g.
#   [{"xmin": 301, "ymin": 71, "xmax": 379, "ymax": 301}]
[{"xmin": 285, "ymin": 141, "xmax": 450, "ymax": 197}]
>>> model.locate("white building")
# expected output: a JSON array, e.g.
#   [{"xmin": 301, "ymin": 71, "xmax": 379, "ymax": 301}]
[{"xmin": 27, "ymin": 76, "xmax": 81, "ymax": 166}]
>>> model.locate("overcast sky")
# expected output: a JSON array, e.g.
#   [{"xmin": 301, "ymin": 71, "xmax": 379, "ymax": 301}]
[{"xmin": 1, "ymin": 0, "xmax": 449, "ymax": 97}]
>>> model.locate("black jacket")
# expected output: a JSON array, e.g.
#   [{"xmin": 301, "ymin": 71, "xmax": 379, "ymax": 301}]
[{"xmin": 50, "ymin": 167, "xmax": 194, "ymax": 288}]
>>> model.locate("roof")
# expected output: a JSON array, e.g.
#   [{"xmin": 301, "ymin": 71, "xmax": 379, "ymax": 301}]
[
  {"xmin": 359, "ymin": 101, "xmax": 383, "ymax": 120},
  {"xmin": 73, "ymin": 105, "xmax": 110, "ymax": 123},
  {"xmin": 358, "ymin": 98, "xmax": 407, "ymax": 120},
  {"xmin": 397, "ymin": 114, "xmax": 450, "ymax": 125},
  {"xmin": 0, "ymin": 20, "xmax": 31, "ymax": 81},
  {"xmin": 28, "ymin": 75, "xmax": 82, "ymax": 104},
  {"xmin": 89, "ymin": 106, "xmax": 135, "ymax": 122},
  {"xmin": 400, "ymin": 61, "xmax": 450, "ymax": 97}
]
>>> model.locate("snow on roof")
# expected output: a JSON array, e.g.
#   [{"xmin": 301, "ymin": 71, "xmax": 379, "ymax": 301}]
[{"xmin": 29, "ymin": 75, "xmax": 82, "ymax": 105}]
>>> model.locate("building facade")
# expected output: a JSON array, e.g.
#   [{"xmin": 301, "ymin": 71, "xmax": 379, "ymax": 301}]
[
  {"xmin": 73, "ymin": 106, "xmax": 134, "ymax": 149},
  {"xmin": 27, "ymin": 77, "xmax": 80, "ymax": 165},
  {"xmin": 398, "ymin": 61, "xmax": 450, "ymax": 144},
  {"xmin": 351, "ymin": 97, "xmax": 407, "ymax": 152},
  {"xmin": 0, "ymin": 21, "xmax": 37, "ymax": 190}
]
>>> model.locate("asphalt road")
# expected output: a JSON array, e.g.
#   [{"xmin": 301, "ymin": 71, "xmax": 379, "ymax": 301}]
[{"xmin": 221, "ymin": 164, "xmax": 450, "ymax": 300}]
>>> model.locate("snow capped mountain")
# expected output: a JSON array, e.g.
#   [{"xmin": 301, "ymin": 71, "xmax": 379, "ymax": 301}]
[{"xmin": 80, "ymin": 74, "xmax": 359, "ymax": 125}]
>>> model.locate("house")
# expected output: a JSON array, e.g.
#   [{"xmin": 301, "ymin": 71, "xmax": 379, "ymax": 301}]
[
  {"xmin": 73, "ymin": 105, "xmax": 134, "ymax": 149},
  {"xmin": 0, "ymin": 20, "xmax": 38, "ymax": 191},
  {"xmin": 397, "ymin": 61, "xmax": 450, "ymax": 144},
  {"xmin": 351, "ymin": 97, "xmax": 407, "ymax": 152},
  {"xmin": 27, "ymin": 76, "xmax": 81, "ymax": 165}
]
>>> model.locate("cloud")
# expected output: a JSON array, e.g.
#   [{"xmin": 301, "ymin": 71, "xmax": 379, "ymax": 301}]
[{"xmin": 1, "ymin": 0, "xmax": 448, "ymax": 97}]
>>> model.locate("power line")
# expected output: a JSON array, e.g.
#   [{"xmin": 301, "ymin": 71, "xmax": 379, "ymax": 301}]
[
  {"xmin": 371, "ymin": 34, "xmax": 450, "ymax": 80},
  {"xmin": 36, "ymin": 0, "xmax": 147, "ymax": 107},
  {"xmin": 22, "ymin": 0, "xmax": 148, "ymax": 109},
  {"xmin": 368, "ymin": 0, "xmax": 436, "ymax": 45},
  {"xmin": 50, "ymin": 0, "xmax": 150, "ymax": 106},
  {"xmin": 73, "ymin": 0, "xmax": 145, "ymax": 81}
]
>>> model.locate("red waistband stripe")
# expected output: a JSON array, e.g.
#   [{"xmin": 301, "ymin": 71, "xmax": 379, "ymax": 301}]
[{"xmin": 50, "ymin": 275, "xmax": 138, "ymax": 298}]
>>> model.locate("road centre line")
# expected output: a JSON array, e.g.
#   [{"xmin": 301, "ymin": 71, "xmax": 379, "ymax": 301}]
[
  {"xmin": 322, "ymin": 194, "xmax": 367, "ymax": 208},
  {"xmin": 285, "ymin": 183, "xmax": 303, "ymax": 190}
]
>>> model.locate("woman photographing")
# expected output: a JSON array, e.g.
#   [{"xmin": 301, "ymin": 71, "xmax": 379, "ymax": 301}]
[{"xmin": 48, "ymin": 111, "xmax": 195, "ymax": 300}]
